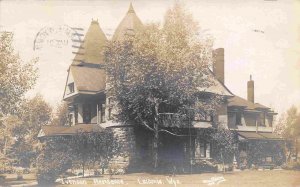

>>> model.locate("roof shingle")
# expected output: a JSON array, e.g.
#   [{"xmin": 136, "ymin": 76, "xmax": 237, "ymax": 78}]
[{"xmin": 70, "ymin": 65, "xmax": 106, "ymax": 93}]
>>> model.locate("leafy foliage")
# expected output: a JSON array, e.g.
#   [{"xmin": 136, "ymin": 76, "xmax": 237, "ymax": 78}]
[
  {"xmin": 275, "ymin": 106, "xmax": 300, "ymax": 162},
  {"xmin": 0, "ymin": 95, "xmax": 52, "ymax": 167},
  {"xmin": 36, "ymin": 128, "xmax": 122, "ymax": 183},
  {"xmin": 36, "ymin": 137, "xmax": 72, "ymax": 185},
  {"xmin": 50, "ymin": 102, "xmax": 69, "ymax": 126},
  {"xmin": 0, "ymin": 32, "xmax": 39, "ymax": 168},
  {"xmin": 70, "ymin": 129, "xmax": 122, "ymax": 176},
  {"xmin": 0, "ymin": 32, "xmax": 37, "ymax": 115},
  {"xmin": 105, "ymin": 4, "xmax": 220, "ymax": 127},
  {"xmin": 211, "ymin": 127, "xmax": 236, "ymax": 164},
  {"xmin": 105, "ymin": 3, "xmax": 223, "ymax": 170}
]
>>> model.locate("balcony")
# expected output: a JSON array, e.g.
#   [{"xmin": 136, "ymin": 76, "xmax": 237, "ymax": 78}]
[{"xmin": 158, "ymin": 113, "xmax": 212, "ymax": 129}]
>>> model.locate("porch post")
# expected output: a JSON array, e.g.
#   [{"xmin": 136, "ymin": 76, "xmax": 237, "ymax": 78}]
[{"xmin": 188, "ymin": 109, "xmax": 193, "ymax": 174}]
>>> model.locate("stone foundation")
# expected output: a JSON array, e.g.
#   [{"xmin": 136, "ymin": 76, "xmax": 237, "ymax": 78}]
[{"xmin": 108, "ymin": 126, "xmax": 136, "ymax": 173}]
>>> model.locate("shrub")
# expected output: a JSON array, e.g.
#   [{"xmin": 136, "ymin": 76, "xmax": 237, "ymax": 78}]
[
  {"xmin": 193, "ymin": 159, "xmax": 218, "ymax": 173},
  {"xmin": 36, "ymin": 139, "xmax": 72, "ymax": 185},
  {"xmin": 282, "ymin": 162, "xmax": 300, "ymax": 170}
]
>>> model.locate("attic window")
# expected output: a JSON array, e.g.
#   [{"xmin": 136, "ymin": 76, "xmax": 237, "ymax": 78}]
[{"xmin": 68, "ymin": 83, "xmax": 74, "ymax": 93}]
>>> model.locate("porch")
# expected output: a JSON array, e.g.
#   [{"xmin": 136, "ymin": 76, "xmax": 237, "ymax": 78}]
[
  {"xmin": 133, "ymin": 126, "xmax": 216, "ymax": 173},
  {"xmin": 236, "ymin": 131, "xmax": 285, "ymax": 169}
]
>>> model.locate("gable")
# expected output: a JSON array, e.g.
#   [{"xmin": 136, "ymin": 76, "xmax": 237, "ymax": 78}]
[{"xmin": 63, "ymin": 67, "xmax": 78, "ymax": 100}]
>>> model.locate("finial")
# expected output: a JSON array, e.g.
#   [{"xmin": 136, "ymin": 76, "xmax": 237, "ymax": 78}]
[
  {"xmin": 91, "ymin": 18, "xmax": 99, "ymax": 24},
  {"xmin": 128, "ymin": 2, "xmax": 135, "ymax": 13},
  {"xmin": 250, "ymin": 74, "xmax": 252, "ymax": 81}
]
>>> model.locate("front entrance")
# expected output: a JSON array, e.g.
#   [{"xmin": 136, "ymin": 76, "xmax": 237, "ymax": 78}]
[{"xmin": 158, "ymin": 132, "xmax": 188, "ymax": 172}]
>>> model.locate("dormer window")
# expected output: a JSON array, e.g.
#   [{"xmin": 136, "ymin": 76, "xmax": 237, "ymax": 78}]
[
  {"xmin": 68, "ymin": 82, "xmax": 75, "ymax": 93},
  {"xmin": 236, "ymin": 112, "xmax": 241, "ymax": 125}
]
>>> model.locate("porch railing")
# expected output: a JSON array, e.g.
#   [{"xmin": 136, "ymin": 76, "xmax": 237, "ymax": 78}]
[{"xmin": 158, "ymin": 113, "xmax": 212, "ymax": 128}]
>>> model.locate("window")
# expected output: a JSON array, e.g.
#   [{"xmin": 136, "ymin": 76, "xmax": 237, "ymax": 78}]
[
  {"xmin": 68, "ymin": 82, "xmax": 74, "ymax": 93},
  {"xmin": 200, "ymin": 143, "xmax": 206, "ymax": 157},
  {"xmin": 260, "ymin": 112, "xmax": 266, "ymax": 126},
  {"xmin": 68, "ymin": 113, "xmax": 73, "ymax": 126},
  {"xmin": 82, "ymin": 104, "xmax": 91, "ymax": 123},
  {"xmin": 195, "ymin": 140, "xmax": 211, "ymax": 159},
  {"xmin": 269, "ymin": 116, "xmax": 273, "ymax": 127},
  {"xmin": 236, "ymin": 112, "xmax": 241, "ymax": 125}
]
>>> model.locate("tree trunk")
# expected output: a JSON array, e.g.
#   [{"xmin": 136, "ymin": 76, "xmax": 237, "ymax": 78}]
[
  {"xmin": 153, "ymin": 100, "xmax": 159, "ymax": 171},
  {"xmin": 82, "ymin": 157, "xmax": 85, "ymax": 177},
  {"xmin": 295, "ymin": 138, "xmax": 298, "ymax": 162},
  {"xmin": 3, "ymin": 137, "xmax": 7, "ymax": 156}
]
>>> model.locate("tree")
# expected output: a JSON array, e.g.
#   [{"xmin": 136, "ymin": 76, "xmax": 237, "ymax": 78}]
[
  {"xmin": 211, "ymin": 127, "xmax": 236, "ymax": 166},
  {"xmin": 50, "ymin": 102, "xmax": 69, "ymax": 126},
  {"xmin": 36, "ymin": 137, "xmax": 72, "ymax": 185},
  {"xmin": 18, "ymin": 95, "xmax": 52, "ymax": 140},
  {"xmin": 0, "ymin": 32, "xmax": 37, "ymax": 115},
  {"xmin": 70, "ymin": 129, "xmax": 122, "ymax": 177},
  {"xmin": 4, "ymin": 95, "xmax": 52, "ymax": 167},
  {"xmin": 105, "ymin": 3, "xmax": 222, "ymax": 170},
  {"xmin": 277, "ymin": 106, "xmax": 300, "ymax": 162},
  {"xmin": 0, "ymin": 32, "xmax": 38, "ymax": 165}
]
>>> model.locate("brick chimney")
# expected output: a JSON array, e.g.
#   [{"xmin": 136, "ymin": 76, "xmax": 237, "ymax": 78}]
[
  {"xmin": 213, "ymin": 48, "xmax": 224, "ymax": 84},
  {"xmin": 247, "ymin": 75, "xmax": 254, "ymax": 103}
]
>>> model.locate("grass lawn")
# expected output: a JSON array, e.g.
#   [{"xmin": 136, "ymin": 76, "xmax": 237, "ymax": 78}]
[
  {"xmin": 55, "ymin": 170, "xmax": 300, "ymax": 187},
  {"xmin": 0, "ymin": 173, "xmax": 37, "ymax": 186}
]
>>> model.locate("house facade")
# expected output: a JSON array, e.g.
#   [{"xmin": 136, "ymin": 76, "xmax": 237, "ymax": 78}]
[{"xmin": 39, "ymin": 4, "xmax": 284, "ymax": 172}]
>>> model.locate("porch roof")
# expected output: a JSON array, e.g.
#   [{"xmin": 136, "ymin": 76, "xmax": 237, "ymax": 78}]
[
  {"xmin": 237, "ymin": 131, "xmax": 283, "ymax": 141},
  {"xmin": 38, "ymin": 124, "xmax": 104, "ymax": 138},
  {"xmin": 259, "ymin": 132, "xmax": 283, "ymax": 140}
]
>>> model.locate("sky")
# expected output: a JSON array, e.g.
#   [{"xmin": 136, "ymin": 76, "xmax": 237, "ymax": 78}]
[{"xmin": 0, "ymin": 0, "xmax": 299, "ymax": 116}]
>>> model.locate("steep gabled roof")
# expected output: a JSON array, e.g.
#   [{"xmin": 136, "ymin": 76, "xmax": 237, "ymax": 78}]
[
  {"xmin": 112, "ymin": 3, "xmax": 143, "ymax": 41},
  {"xmin": 73, "ymin": 20, "xmax": 107, "ymax": 65},
  {"xmin": 64, "ymin": 20, "xmax": 107, "ymax": 97}
]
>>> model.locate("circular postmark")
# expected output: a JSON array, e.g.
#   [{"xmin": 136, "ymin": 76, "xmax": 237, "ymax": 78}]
[{"xmin": 33, "ymin": 24, "xmax": 83, "ymax": 51}]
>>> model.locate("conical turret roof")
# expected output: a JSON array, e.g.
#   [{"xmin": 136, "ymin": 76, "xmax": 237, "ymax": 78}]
[
  {"xmin": 112, "ymin": 3, "xmax": 143, "ymax": 41},
  {"xmin": 72, "ymin": 20, "xmax": 107, "ymax": 65}
]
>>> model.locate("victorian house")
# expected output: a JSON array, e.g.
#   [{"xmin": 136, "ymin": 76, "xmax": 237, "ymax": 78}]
[{"xmin": 38, "ymin": 4, "xmax": 283, "ymax": 172}]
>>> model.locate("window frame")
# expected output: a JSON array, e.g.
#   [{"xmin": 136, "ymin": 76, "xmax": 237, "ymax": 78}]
[{"xmin": 68, "ymin": 82, "xmax": 75, "ymax": 94}]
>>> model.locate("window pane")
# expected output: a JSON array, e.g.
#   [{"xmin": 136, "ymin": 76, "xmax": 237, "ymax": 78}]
[
  {"xmin": 200, "ymin": 142, "xmax": 205, "ymax": 158},
  {"xmin": 83, "ymin": 104, "xmax": 91, "ymax": 123},
  {"xmin": 206, "ymin": 143, "xmax": 211, "ymax": 158},
  {"xmin": 236, "ymin": 113, "xmax": 241, "ymax": 125}
]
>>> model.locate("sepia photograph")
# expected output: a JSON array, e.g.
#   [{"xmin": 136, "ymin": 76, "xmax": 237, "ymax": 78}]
[{"xmin": 0, "ymin": 0, "xmax": 300, "ymax": 186}]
